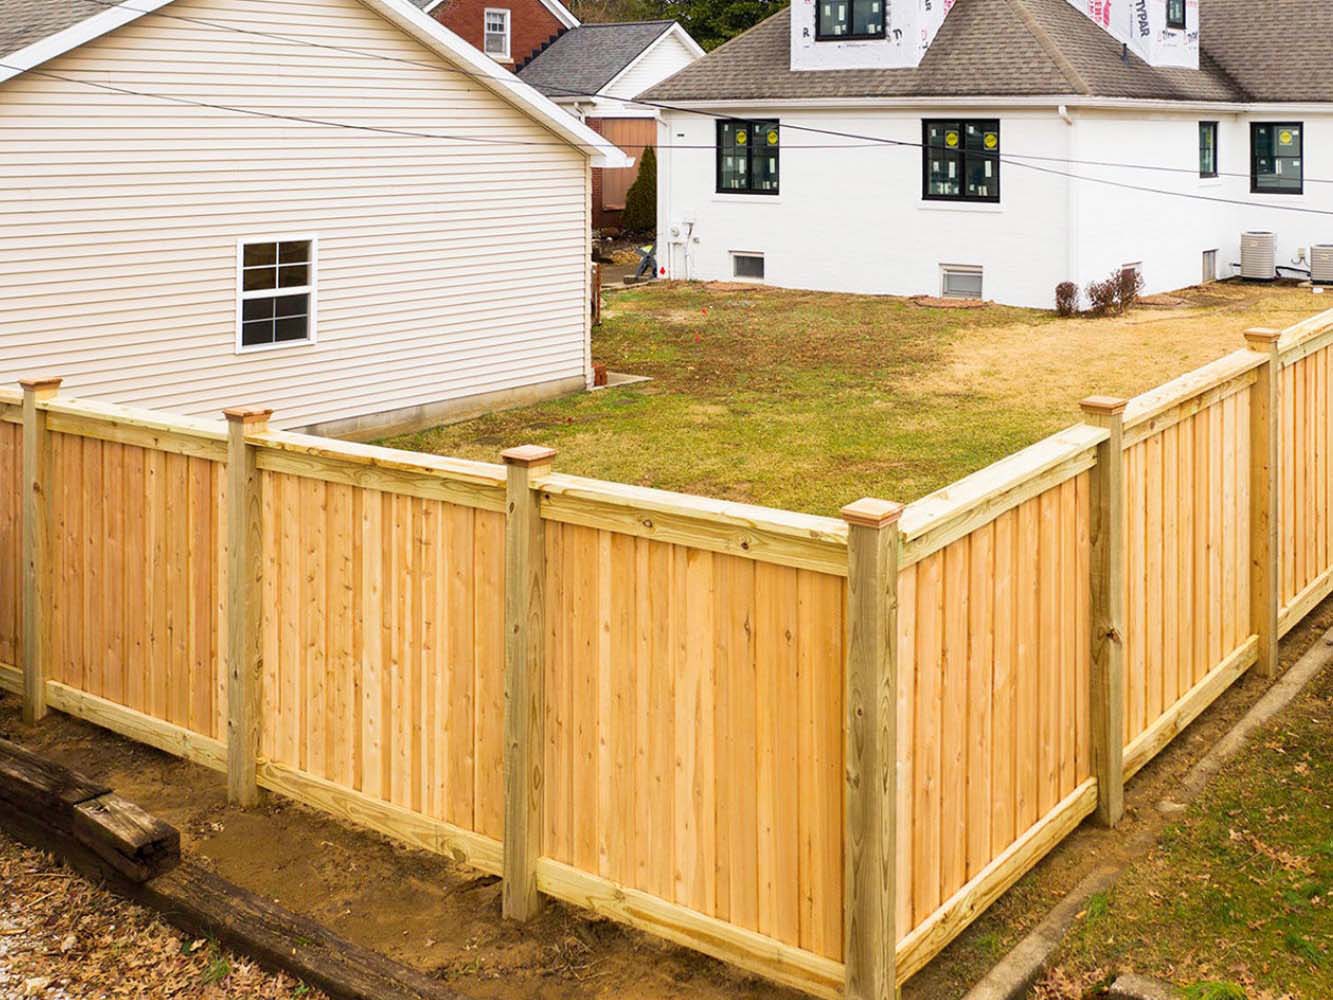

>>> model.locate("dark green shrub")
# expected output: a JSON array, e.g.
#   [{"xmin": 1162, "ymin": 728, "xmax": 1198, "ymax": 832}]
[{"xmin": 621, "ymin": 145, "xmax": 657, "ymax": 234}]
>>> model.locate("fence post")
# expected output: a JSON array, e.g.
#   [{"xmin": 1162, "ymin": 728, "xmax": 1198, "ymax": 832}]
[
  {"xmin": 1243, "ymin": 328, "xmax": 1281, "ymax": 678},
  {"xmin": 19, "ymin": 376, "xmax": 61, "ymax": 725},
  {"xmin": 1079, "ymin": 396, "xmax": 1126, "ymax": 829},
  {"xmin": 501, "ymin": 444, "xmax": 555, "ymax": 922},
  {"xmin": 223, "ymin": 406, "xmax": 271, "ymax": 807},
  {"xmin": 840, "ymin": 497, "xmax": 902, "ymax": 1000}
]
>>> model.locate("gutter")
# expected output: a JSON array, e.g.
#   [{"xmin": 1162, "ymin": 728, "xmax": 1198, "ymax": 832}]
[{"xmin": 644, "ymin": 96, "xmax": 1333, "ymax": 114}]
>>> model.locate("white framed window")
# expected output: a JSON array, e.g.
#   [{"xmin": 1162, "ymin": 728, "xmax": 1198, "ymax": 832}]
[
  {"xmin": 1202, "ymin": 249, "xmax": 1218, "ymax": 283},
  {"xmin": 236, "ymin": 236, "xmax": 317, "ymax": 353},
  {"xmin": 483, "ymin": 8, "xmax": 510, "ymax": 60},
  {"xmin": 731, "ymin": 252, "xmax": 765, "ymax": 280},
  {"xmin": 940, "ymin": 264, "xmax": 982, "ymax": 299}
]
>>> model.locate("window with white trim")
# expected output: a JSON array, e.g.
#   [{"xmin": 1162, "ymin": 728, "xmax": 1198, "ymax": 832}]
[
  {"xmin": 941, "ymin": 265, "xmax": 982, "ymax": 299},
  {"xmin": 732, "ymin": 252, "xmax": 765, "ymax": 280},
  {"xmin": 238, "ymin": 238, "xmax": 315, "ymax": 350},
  {"xmin": 484, "ymin": 8, "xmax": 510, "ymax": 59}
]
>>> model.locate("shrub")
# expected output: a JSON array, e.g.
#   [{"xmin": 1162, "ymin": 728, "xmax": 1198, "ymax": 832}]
[
  {"xmin": 621, "ymin": 145, "xmax": 657, "ymax": 234},
  {"xmin": 1055, "ymin": 281, "xmax": 1079, "ymax": 316},
  {"xmin": 1118, "ymin": 265, "xmax": 1145, "ymax": 309},
  {"xmin": 1085, "ymin": 266, "xmax": 1145, "ymax": 316}
]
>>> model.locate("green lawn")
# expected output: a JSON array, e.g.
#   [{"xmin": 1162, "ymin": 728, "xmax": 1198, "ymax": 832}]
[
  {"xmin": 388, "ymin": 281, "xmax": 1324, "ymax": 517},
  {"xmin": 1036, "ymin": 661, "xmax": 1333, "ymax": 999}
]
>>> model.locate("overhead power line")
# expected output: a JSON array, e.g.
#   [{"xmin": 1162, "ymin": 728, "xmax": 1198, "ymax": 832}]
[{"xmin": 3, "ymin": 1, "xmax": 1333, "ymax": 217}]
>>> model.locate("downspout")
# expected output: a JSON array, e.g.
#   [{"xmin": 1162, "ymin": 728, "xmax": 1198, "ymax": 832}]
[{"xmin": 1061, "ymin": 105, "xmax": 1079, "ymax": 294}]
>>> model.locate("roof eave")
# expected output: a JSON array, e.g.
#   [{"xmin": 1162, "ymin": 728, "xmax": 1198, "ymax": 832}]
[{"xmin": 0, "ymin": 0, "xmax": 179, "ymax": 86}]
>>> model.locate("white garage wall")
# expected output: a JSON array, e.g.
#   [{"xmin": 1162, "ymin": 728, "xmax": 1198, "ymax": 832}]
[{"xmin": 0, "ymin": 0, "xmax": 591, "ymax": 431}]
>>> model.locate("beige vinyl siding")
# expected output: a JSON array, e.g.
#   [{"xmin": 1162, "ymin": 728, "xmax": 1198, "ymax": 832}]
[
  {"xmin": 0, "ymin": 0, "xmax": 590, "ymax": 429},
  {"xmin": 604, "ymin": 31, "xmax": 697, "ymax": 102}
]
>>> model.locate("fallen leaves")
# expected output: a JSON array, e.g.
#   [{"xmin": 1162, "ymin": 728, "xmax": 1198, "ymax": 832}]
[{"xmin": 0, "ymin": 832, "xmax": 324, "ymax": 998}]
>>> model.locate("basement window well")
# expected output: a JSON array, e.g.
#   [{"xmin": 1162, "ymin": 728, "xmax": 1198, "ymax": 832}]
[
  {"xmin": 940, "ymin": 265, "xmax": 982, "ymax": 299},
  {"xmin": 732, "ymin": 253, "xmax": 765, "ymax": 280}
]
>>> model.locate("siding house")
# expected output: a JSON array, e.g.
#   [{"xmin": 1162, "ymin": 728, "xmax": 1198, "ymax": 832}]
[
  {"xmin": 0, "ymin": 0, "xmax": 629, "ymax": 436},
  {"xmin": 416, "ymin": 0, "xmax": 701, "ymax": 229},
  {"xmin": 642, "ymin": 0, "xmax": 1333, "ymax": 308}
]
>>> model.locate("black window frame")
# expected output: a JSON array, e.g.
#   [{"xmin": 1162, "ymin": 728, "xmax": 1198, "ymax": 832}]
[
  {"xmin": 715, "ymin": 119, "xmax": 780, "ymax": 196},
  {"xmin": 1250, "ymin": 122, "xmax": 1304, "ymax": 195},
  {"xmin": 1166, "ymin": 0, "xmax": 1185, "ymax": 30},
  {"xmin": 1198, "ymin": 121, "xmax": 1218, "ymax": 178},
  {"xmin": 815, "ymin": 0, "xmax": 886, "ymax": 41},
  {"xmin": 921, "ymin": 119, "xmax": 1001, "ymax": 204}
]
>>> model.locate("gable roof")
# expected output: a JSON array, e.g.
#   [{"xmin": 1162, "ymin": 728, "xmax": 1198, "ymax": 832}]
[
  {"xmin": 412, "ymin": 0, "xmax": 580, "ymax": 30},
  {"xmin": 639, "ymin": 0, "xmax": 1261, "ymax": 105},
  {"xmin": 518, "ymin": 20, "xmax": 677, "ymax": 99},
  {"xmin": 0, "ymin": 0, "xmax": 630, "ymax": 166}
]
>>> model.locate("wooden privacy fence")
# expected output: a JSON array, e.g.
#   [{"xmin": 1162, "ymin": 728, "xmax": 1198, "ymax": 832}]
[{"xmin": 3, "ymin": 306, "xmax": 1333, "ymax": 999}]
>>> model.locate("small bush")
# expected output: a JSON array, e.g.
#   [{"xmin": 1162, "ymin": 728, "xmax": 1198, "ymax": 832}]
[
  {"xmin": 1055, "ymin": 281, "xmax": 1079, "ymax": 316},
  {"xmin": 1118, "ymin": 265, "xmax": 1145, "ymax": 309},
  {"xmin": 621, "ymin": 145, "xmax": 657, "ymax": 234},
  {"xmin": 1085, "ymin": 267, "xmax": 1145, "ymax": 316}
]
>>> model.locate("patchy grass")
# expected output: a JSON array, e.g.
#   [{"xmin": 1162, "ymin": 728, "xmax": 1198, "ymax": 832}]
[
  {"xmin": 390, "ymin": 281, "xmax": 1325, "ymax": 516},
  {"xmin": 1035, "ymin": 662, "xmax": 1333, "ymax": 999}
]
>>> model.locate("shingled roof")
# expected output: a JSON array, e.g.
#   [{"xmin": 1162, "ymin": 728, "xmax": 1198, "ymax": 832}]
[
  {"xmin": 518, "ymin": 20, "xmax": 675, "ymax": 98},
  {"xmin": 639, "ymin": 0, "xmax": 1287, "ymax": 104},
  {"xmin": 1, "ymin": 0, "xmax": 110, "ymax": 61}
]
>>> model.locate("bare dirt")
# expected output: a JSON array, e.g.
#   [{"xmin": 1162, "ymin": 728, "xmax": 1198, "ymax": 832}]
[{"xmin": 5, "ymin": 594, "xmax": 1330, "ymax": 1000}]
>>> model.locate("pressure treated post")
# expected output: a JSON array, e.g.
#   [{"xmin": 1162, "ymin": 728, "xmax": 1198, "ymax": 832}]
[
  {"xmin": 19, "ymin": 377, "xmax": 61, "ymax": 724},
  {"xmin": 840, "ymin": 497, "xmax": 902, "ymax": 1000},
  {"xmin": 502, "ymin": 444, "xmax": 555, "ymax": 922},
  {"xmin": 224, "ymin": 406, "xmax": 271, "ymax": 807},
  {"xmin": 1079, "ymin": 396, "xmax": 1126, "ymax": 828},
  {"xmin": 1243, "ymin": 328, "xmax": 1281, "ymax": 678}
]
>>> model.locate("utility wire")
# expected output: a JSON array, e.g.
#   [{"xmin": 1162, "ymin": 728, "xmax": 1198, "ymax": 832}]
[
  {"xmin": 66, "ymin": 0, "xmax": 1333, "ymax": 187},
  {"xmin": 5, "ymin": 7, "xmax": 1333, "ymax": 216}
]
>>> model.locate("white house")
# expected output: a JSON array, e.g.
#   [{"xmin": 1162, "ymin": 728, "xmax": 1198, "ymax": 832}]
[
  {"xmin": 641, "ymin": 0, "xmax": 1333, "ymax": 308},
  {"xmin": 0, "ymin": 0, "xmax": 629, "ymax": 437}
]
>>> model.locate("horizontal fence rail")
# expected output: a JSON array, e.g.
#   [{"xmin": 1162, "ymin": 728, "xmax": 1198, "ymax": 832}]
[{"xmin": 3, "ymin": 305, "xmax": 1333, "ymax": 999}]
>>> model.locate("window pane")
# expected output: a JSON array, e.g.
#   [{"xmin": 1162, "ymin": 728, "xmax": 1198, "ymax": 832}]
[
  {"xmin": 278, "ymin": 240, "xmax": 310, "ymax": 265},
  {"xmin": 278, "ymin": 264, "xmax": 309, "ymax": 288},
  {"xmin": 243, "ymin": 242, "xmax": 276, "ymax": 268},
  {"xmin": 273, "ymin": 293, "xmax": 309, "ymax": 319},
  {"xmin": 243, "ymin": 266, "xmax": 276, "ymax": 292},
  {"xmin": 242, "ymin": 298, "xmax": 274, "ymax": 322},
  {"xmin": 274, "ymin": 316, "xmax": 308, "ymax": 342},
  {"xmin": 965, "ymin": 155, "xmax": 995, "ymax": 198},
  {"xmin": 818, "ymin": 0, "xmax": 849, "ymax": 35},
  {"xmin": 1199, "ymin": 123, "xmax": 1216, "ymax": 176},
  {"xmin": 241, "ymin": 320, "xmax": 273, "ymax": 347},
  {"xmin": 851, "ymin": 0, "xmax": 883, "ymax": 35},
  {"xmin": 753, "ymin": 148, "xmax": 779, "ymax": 191},
  {"xmin": 1167, "ymin": 0, "xmax": 1184, "ymax": 24}
]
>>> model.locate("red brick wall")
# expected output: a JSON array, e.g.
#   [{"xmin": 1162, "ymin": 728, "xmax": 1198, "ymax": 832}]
[{"xmin": 429, "ymin": 0, "xmax": 567, "ymax": 71}]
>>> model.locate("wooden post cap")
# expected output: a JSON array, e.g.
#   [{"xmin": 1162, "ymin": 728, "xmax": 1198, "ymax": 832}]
[
  {"xmin": 1079, "ymin": 395, "xmax": 1128, "ymax": 416},
  {"xmin": 222, "ymin": 407, "xmax": 273, "ymax": 425},
  {"xmin": 18, "ymin": 376, "xmax": 62, "ymax": 393},
  {"xmin": 502, "ymin": 445, "xmax": 557, "ymax": 467},
  {"xmin": 840, "ymin": 497, "xmax": 904, "ymax": 528},
  {"xmin": 1243, "ymin": 327, "xmax": 1282, "ymax": 348}
]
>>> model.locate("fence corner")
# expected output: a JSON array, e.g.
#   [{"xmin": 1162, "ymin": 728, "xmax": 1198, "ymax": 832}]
[
  {"xmin": 224, "ymin": 406, "xmax": 272, "ymax": 807},
  {"xmin": 840, "ymin": 497, "xmax": 902, "ymax": 1000},
  {"xmin": 501, "ymin": 445, "xmax": 556, "ymax": 923},
  {"xmin": 1079, "ymin": 396, "xmax": 1126, "ymax": 829},
  {"xmin": 19, "ymin": 376, "xmax": 62, "ymax": 725}
]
